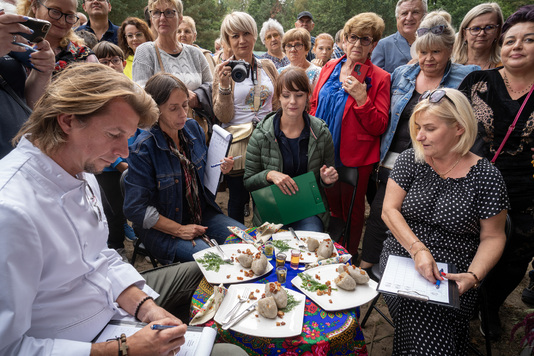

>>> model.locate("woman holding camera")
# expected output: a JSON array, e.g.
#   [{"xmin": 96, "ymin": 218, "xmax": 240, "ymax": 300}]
[{"xmin": 213, "ymin": 11, "xmax": 279, "ymax": 223}]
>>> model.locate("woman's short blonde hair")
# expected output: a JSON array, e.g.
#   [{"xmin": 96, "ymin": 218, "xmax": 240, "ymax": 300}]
[
  {"xmin": 409, "ymin": 88, "xmax": 477, "ymax": 163},
  {"xmin": 282, "ymin": 28, "xmax": 311, "ymax": 54},
  {"xmin": 414, "ymin": 10, "xmax": 456, "ymax": 54},
  {"xmin": 14, "ymin": 63, "xmax": 158, "ymax": 155},
  {"xmin": 18, "ymin": 0, "xmax": 85, "ymax": 48},
  {"xmin": 452, "ymin": 3, "xmax": 503, "ymax": 65},
  {"xmin": 148, "ymin": 0, "xmax": 183, "ymax": 16},
  {"xmin": 220, "ymin": 11, "xmax": 258, "ymax": 51},
  {"xmin": 181, "ymin": 16, "xmax": 197, "ymax": 34},
  {"xmin": 343, "ymin": 12, "xmax": 385, "ymax": 43}
]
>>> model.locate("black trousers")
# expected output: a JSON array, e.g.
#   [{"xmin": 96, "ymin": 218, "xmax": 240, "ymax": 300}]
[{"xmin": 96, "ymin": 171, "xmax": 125, "ymax": 250}]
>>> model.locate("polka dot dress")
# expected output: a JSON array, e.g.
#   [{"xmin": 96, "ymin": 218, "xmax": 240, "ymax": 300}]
[{"xmin": 379, "ymin": 149, "xmax": 510, "ymax": 356}]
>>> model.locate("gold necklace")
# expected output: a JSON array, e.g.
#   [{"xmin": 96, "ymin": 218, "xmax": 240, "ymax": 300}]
[
  {"xmin": 503, "ymin": 71, "xmax": 534, "ymax": 94},
  {"xmin": 430, "ymin": 156, "xmax": 462, "ymax": 178}
]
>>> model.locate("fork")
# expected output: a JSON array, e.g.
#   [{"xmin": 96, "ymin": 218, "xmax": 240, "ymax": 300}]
[
  {"xmin": 223, "ymin": 289, "xmax": 251, "ymax": 324},
  {"xmin": 211, "ymin": 239, "xmax": 232, "ymax": 263},
  {"xmin": 289, "ymin": 227, "xmax": 307, "ymax": 249}
]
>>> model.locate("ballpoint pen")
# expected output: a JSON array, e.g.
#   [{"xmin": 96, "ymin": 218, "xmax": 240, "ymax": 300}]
[
  {"xmin": 211, "ymin": 155, "xmax": 242, "ymax": 168},
  {"xmin": 436, "ymin": 268, "xmax": 444, "ymax": 289},
  {"xmin": 151, "ymin": 324, "xmax": 178, "ymax": 330}
]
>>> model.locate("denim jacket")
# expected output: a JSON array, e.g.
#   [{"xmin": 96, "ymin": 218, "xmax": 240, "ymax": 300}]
[
  {"xmin": 123, "ymin": 120, "xmax": 220, "ymax": 264},
  {"xmin": 380, "ymin": 61, "xmax": 480, "ymax": 162}
]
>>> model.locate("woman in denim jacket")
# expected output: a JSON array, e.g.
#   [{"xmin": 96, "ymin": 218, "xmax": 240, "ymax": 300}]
[
  {"xmin": 124, "ymin": 73, "xmax": 246, "ymax": 264},
  {"xmin": 360, "ymin": 11, "xmax": 479, "ymax": 272}
]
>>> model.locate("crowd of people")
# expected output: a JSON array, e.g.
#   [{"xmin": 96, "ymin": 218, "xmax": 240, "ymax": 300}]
[{"xmin": 0, "ymin": 0, "xmax": 533, "ymax": 354}]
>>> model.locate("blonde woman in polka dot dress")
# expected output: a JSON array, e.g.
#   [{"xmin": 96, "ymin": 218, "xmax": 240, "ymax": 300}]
[{"xmin": 379, "ymin": 88, "xmax": 510, "ymax": 355}]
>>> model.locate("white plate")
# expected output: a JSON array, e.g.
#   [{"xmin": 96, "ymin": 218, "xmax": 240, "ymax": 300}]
[
  {"xmin": 271, "ymin": 231, "xmax": 338, "ymax": 264},
  {"xmin": 193, "ymin": 244, "xmax": 273, "ymax": 284},
  {"xmin": 214, "ymin": 283, "xmax": 305, "ymax": 337},
  {"xmin": 291, "ymin": 264, "xmax": 378, "ymax": 312}
]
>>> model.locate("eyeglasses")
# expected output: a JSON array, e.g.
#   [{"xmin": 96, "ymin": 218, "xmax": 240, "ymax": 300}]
[
  {"xmin": 84, "ymin": 182, "xmax": 103, "ymax": 222},
  {"xmin": 346, "ymin": 34, "xmax": 373, "ymax": 46},
  {"xmin": 99, "ymin": 57, "xmax": 123, "ymax": 65},
  {"xmin": 151, "ymin": 9, "xmax": 176, "ymax": 18},
  {"xmin": 465, "ymin": 24, "xmax": 499, "ymax": 36},
  {"xmin": 416, "ymin": 25, "xmax": 445, "ymax": 37},
  {"xmin": 266, "ymin": 33, "xmax": 280, "ymax": 40},
  {"xmin": 37, "ymin": 0, "xmax": 79, "ymax": 25},
  {"xmin": 419, "ymin": 89, "xmax": 453, "ymax": 104},
  {"xmin": 126, "ymin": 32, "xmax": 145, "ymax": 40},
  {"xmin": 285, "ymin": 43, "xmax": 304, "ymax": 51}
]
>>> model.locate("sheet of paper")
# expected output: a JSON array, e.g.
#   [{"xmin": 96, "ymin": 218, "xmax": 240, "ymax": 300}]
[
  {"xmin": 93, "ymin": 322, "xmax": 216, "ymax": 356},
  {"xmin": 380, "ymin": 255, "xmax": 450, "ymax": 304},
  {"xmin": 204, "ymin": 124, "xmax": 232, "ymax": 195}
]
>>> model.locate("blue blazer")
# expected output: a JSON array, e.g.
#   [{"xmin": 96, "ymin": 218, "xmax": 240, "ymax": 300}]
[{"xmin": 372, "ymin": 31, "xmax": 412, "ymax": 74}]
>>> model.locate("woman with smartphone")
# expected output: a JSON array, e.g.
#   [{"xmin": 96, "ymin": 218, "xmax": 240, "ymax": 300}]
[
  {"xmin": 17, "ymin": 0, "xmax": 98, "ymax": 74},
  {"xmin": 309, "ymin": 12, "xmax": 390, "ymax": 256}
]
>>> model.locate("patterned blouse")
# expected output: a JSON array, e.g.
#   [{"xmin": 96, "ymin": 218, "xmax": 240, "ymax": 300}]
[{"xmin": 54, "ymin": 41, "xmax": 94, "ymax": 75}]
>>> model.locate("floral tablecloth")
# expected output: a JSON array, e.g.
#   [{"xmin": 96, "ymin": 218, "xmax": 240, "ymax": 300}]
[{"xmin": 190, "ymin": 228, "xmax": 368, "ymax": 355}]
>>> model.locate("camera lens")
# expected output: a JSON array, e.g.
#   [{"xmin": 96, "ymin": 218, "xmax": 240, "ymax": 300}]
[{"xmin": 231, "ymin": 63, "xmax": 247, "ymax": 82}]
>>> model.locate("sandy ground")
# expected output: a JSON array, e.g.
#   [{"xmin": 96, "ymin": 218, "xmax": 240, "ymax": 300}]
[{"xmin": 125, "ymin": 189, "xmax": 533, "ymax": 355}]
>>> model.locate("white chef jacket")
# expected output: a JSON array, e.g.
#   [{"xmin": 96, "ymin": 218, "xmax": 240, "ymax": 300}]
[{"xmin": 0, "ymin": 137, "xmax": 154, "ymax": 355}]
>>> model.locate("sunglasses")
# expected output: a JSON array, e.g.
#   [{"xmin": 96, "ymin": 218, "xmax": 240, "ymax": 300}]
[
  {"xmin": 464, "ymin": 24, "xmax": 499, "ymax": 36},
  {"xmin": 416, "ymin": 25, "xmax": 445, "ymax": 37},
  {"xmin": 419, "ymin": 89, "xmax": 454, "ymax": 104}
]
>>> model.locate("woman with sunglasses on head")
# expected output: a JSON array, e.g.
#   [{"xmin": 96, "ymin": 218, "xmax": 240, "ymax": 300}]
[
  {"xmin": 360, "ymin": 11, "xmax": 479, "ymax": 272},
  {"xmin": 459, "ymin": 5, "xmax": 534, "ymax": 340},
  {"xmin": 453, "ymin": 3, "xmax": 503, "ymax": 70},
  {"xmin": 17, "ymin": 0, "xmax": 98, "ymax": 74},
  {"xmin": 380, "ymin": 88, "xmax": 509, "ymax": 355},
  {"xmin": 118, "ymin": 17, "xmax": 153, "ymax": 79},
  {"xmin": 309, "ymin": 13, "xmax": 391, "ymax": 257}
]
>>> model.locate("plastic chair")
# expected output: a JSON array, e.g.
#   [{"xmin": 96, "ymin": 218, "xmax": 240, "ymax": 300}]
[
  {"xmin": 327, "ymin": 166, "xmax": 358, "ymax": 251},
  {"xmin": 119, "ymin": 169, "xmax": 158, "ymax": 268}
]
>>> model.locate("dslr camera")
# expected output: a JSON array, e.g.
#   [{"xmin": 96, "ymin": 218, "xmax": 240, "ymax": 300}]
[{"xmin": 227, "ymin": 60, "xmax": 251, "ymax": 82}]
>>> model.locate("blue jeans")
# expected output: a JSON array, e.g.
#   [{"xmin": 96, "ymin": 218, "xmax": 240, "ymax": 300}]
[
  {"xmin": 226, "ymin": 174, "xmax": 249, "ymax": 224},
  {"xmin": 285, "ymin": 215, "xmax": 324, "ymax": 232},
  {"xmin": 171, "ymin": 206, "xmax": 247, "ymax": 262}
]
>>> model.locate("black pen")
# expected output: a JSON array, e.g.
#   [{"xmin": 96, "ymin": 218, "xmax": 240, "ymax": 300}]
[{"xmin": 151, "ymin": 324, "xmax": 177, "ymax": 330}]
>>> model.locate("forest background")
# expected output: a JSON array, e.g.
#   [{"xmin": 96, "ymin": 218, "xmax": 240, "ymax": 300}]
[{"xmin": 97, "ymin": 0, "xmax": 525, "ymax": 53}]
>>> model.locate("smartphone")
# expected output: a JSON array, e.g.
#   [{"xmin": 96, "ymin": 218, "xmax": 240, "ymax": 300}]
[
  {"xmin": 9, "ymin": 42, "xmax": 40, "ymax": 71},
  {"xmin": 351, "ymin": 62, "xmax": 370, "ymax": 83},
  {"xmin": 17, "ymin": 17, "xmax": 51, "ymax": 43}
]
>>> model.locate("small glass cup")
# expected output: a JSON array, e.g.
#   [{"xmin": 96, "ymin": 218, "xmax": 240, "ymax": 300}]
[
  {"xmin": 276, "ymin": 252, "xmax": 287, "ymax": 268},
  {"xmin": 276, "ymin": 266, "xmax": 288, "ymax": 284},
  {"xmin": 263, "ymin": 242, "xmax": 274, "ymax": 260},
  {"xmin": 290, "ymin": 249, "xmax": 301, "ymax": 270}
]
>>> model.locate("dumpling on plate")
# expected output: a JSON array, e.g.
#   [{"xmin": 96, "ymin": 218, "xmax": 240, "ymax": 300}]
[
  {"xmin": 251, "ymin": 253, "xmax": 268, "ymax": 276},
  {"xmin": 264, "ymin": 282, "xmax": 288, "ymax": 309},
  {"xmin": 317, "ymin": 240, "xmax": 334, "ymax": 260},
  {"xmin": 236, "ymin": 254, "xmax": 253, "ymax": 268},
  {"xmin": 337, "ymin": 264, "xmax": 370, "ymax": 284},
  {"xmin": 257, "ymin": 296, "xmax": 278, "ymax": 319},
  {"xmin": 307, "ymin": 237, "xmax": 319, "ymax": 252},
  {"xmin": 335, "ymin": 272, "xmax": 356, "ymax": 291}
]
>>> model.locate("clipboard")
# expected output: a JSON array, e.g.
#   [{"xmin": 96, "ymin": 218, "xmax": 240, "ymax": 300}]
[
  {"xmin": 377, "ymin": 255, "xmax": 460, "ymax": 309},
  {"xmin": 204, "ymin": 125, "xmax": 232, "ymax": 195},
  {"xmin": 251, "ymin": 171, "xmax": 325, "ymax": 225}
]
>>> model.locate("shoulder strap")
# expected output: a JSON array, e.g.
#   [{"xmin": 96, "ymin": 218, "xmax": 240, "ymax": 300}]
[
  {"xmin": 154, "ymin": 43, "xmax": 165, "ymax": 73},
  {"xmin": 491, "ymin": 84, "xmax": 534, "ymax": 163},
  {"xmin": 0, "ymin": 74, "xmax": 32, "ymax": 115}
]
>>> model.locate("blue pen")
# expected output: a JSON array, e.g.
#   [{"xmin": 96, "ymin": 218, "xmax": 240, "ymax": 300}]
[
  {"xmin": 151, "ymin": 324, "xmax": 177, "ymax": 330},
  {"xmin": 436, "ymin": 268, "xmax": 444, "ymax": 289},
  {"xmin": 210, "ymin": 155, "xmax": 242, "ymax": 168}
]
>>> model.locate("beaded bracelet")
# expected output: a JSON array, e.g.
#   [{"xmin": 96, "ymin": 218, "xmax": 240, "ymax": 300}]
[
  {"xmin": 117, "ymin": 333, "xmax": 128, "ymax": 356},
  {"xmin": 219, "ymin": 86, "xmax": 231, "ymax": 95},
  {"xmin": 408, "ymin": 239, "xmax": 422, "ymax": 252},
  {"xmin": 412, "ymin": 246, "xmax": 430, "ymax": 259},
  {"xmin": 134, "ymin": 296, "xmax": 153, "ymax": 321},
  {"xmin": 467, "ymin": 271, "xmax": 481, "ymax": 288}
]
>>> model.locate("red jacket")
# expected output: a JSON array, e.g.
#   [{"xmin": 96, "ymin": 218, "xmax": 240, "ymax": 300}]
[{"xmin": 310, "ymin": 57, "xmax": 391, "ymax": 167}]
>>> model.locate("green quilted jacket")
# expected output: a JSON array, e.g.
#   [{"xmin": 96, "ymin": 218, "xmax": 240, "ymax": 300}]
[{"xmin": 243, "ymin": 110, "xmax": 335, "ymax": 229}]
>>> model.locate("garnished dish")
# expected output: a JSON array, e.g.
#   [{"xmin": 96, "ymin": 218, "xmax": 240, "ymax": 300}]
[
  {"xmin": 193, "ymin": 244, "xmax": 273, "ymax": 284},
  {"xmin": 214, "ymin": 283, "xmax": 305, "ymax": 337},
  {"xmin": 271, "ymin": 231, "xmax": 338, "ymax": 264},
  {"xmin": 292, "ymin": 264, "xmax": 378, "ymax": 311}
]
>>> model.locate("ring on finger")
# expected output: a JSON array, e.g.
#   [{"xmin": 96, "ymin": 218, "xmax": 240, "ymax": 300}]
[
  {"xmin": 347, "ymin": 80, "xmax": 353, "ymax": 85},
  {"xmin": 12, "ymin": 34, "xmax": 17, "ymax": 43}
]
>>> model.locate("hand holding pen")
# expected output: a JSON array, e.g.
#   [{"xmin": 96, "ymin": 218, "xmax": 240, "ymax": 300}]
[{"xmin": 211, "ymin": 155, "xmax": 241, "ymax": 174}]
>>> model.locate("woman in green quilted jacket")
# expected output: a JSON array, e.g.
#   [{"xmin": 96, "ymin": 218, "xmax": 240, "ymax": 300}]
[{"xmin": 244, "ymin": 67, "xmax": 338, "ymax": 231}]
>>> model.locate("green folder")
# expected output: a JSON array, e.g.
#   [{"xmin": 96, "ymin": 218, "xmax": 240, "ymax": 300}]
[{"xmin": 251, "ymin": 171, "xmax": 325, "ymax": 225}]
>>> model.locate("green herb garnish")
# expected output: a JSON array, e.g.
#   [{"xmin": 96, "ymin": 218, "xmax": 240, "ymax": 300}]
[
  {"xmin": 197, "ymin": 252, "xmax": 232, "ymax": 272},
  {"xmin": 298, "ymin": 273, "xmax": 337, "ymax": 292},
  {"xmin": 271, "ymin": 239, "xmax": 292, "ymax": 252},
  {"xmin": 281, "ymin": 294, "xmax": 301, "ymax": 313}
]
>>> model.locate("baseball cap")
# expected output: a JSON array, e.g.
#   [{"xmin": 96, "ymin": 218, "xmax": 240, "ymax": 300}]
[{"xmin": 297, "ymin": 11, "xmax": 313, "ymax": 21}]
